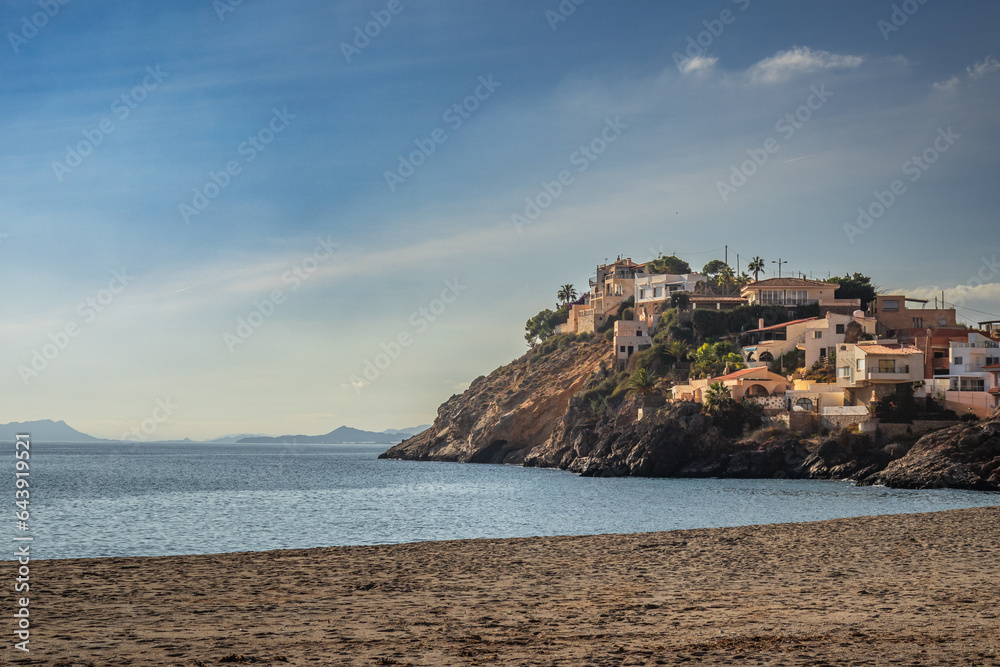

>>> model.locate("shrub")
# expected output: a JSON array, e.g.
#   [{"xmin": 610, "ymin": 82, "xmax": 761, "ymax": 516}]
[{"xmin": 960, "ymin": 412, "xmax": 980, "ymax": 423}]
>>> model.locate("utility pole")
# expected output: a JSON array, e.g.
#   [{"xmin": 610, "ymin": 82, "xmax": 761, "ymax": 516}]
[
  {"xmin": 724, "ymin": 245, "xmax": 728, "ymax": 266},
  {"xmin": 772, "ymin": 258, "xmax": 788, "ymax": 278}
]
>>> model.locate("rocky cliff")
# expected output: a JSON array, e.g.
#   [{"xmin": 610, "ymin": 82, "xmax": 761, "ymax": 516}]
[
  {"xmin": 381, "ymin": 339, "xmax": 1000, "ymax": 492},
  {"xmin": 861, "ymin": 406, "xmax": 1000, "ymax": 490},
  {"xmin": 380, "ymin": 336, "xmax": 611, "ymax": 464}
]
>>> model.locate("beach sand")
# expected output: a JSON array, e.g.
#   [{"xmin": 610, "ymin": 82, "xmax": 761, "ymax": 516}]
[{"xmin": 15, "ymin": 506, "xmax": 1000, "ymax": 666}]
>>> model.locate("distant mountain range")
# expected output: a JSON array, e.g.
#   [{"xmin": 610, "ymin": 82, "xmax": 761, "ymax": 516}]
[
  {"xmin": 0, "ymin": 420, "xmax": 107, "ymax": 442},
  {"xmin": 237, "ymin": 425, "xmax": 430, "ymax": 445},
  {"xmin": 0, "ymin": 421, "xmax": 430, "ymax": 444}
]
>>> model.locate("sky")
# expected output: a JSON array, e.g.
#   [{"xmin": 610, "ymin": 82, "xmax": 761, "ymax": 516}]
[{"xmin": 1, "ymin": 0, "xmax": 998, "ymax": 440}]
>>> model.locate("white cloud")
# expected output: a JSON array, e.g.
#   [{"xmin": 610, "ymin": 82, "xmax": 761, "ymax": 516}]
[
  {"xmin": 679, "ymin": 55, "xmax": 718, "ymax": 76},
  {"xmin": 933, "ymin": 56, "xmax": 1000, "ymax": 91},
  {"xmin": 932, "ymin": 76, "xmax": 960, "ymax": 92},
  {"xmin": 967, "ymin": 55, "xmax": 1000, "ymax": 80},
  {"xmin": 747, "ymin": 47, "xmax": 865, "ymax": 84}
]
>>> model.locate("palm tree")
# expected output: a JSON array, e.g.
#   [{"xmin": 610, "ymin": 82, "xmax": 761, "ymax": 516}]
[
  {"xmin": 557, "ymin": 284, "xmax": 577, "ymax": 305},
  {"xmin": 717, "ymin": 265, "xmax": 736, "ymax": 295},
  {"xmin": 703, "ymin": 381, "xmax": 731, "ymax": 409},
  {"xmin": 666, "ymin": 340, "xmax": 691, "ymax": 367},
  {"xmin": 748, "ymin": 256, "xmax": 765, "ymax": 282},
  {"xmin": 624, "ymin": 368, "xmax": 659, "ymax": 397}
]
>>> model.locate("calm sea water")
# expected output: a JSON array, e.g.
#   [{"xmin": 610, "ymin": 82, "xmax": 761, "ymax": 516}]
[{"xmin": 10, "ymin": 441, "xmax": 998, "ymax": 561}]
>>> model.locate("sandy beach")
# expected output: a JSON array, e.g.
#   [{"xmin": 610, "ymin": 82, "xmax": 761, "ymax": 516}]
[{"xmin": 15, "ymin": 507, "xmax": 1000, "ymax": 666}]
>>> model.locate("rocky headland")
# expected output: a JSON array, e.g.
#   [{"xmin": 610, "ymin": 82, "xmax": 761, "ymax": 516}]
[{"xmin": 381, "ymin": 336, "xmax": 1000, "ymax": 491}]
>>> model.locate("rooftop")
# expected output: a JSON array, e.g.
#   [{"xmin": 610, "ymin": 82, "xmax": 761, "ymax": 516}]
[
  {"xmin": 746, "ymin": 317, "xmax": 818, "ymax": 333},
  {"xmin": 743, "ymin": 277, "xmax": 838, "ymax": 289},
  {"xmin": 854, "ymin": 343, "xmax": 923, "ymax": 356}
]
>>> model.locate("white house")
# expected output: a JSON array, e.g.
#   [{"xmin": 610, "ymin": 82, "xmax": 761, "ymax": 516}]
[
  {"xmin": 635, "ymin": 273, "xmax": 706, "ymax": 304},
  {"xmin": 799, "ymin": 313, "xmax": 877, "ymax": 369},
  {"xmin": 935, "ymin": 333, "xmax": 1000, "ymax": 418}
]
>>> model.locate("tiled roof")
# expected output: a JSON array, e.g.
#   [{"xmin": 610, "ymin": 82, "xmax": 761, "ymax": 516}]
[
  {"xmin": 689, "ymin": 296, "xmax": 748, "ymax": 303},
  {"xmin": 856, "ymin": 344, "xmax": 923, "ymax": 356},
  {"xmin": 745, "ymin": 277, "xmax": 836, "ymax": 288},
  {"xmin": 714, "ymin": 367, "xmax": 769, "ymax": 382},
  {"xmin": 747, "ymin": 317, "xmax": 818, "ymax": 333},
  {"xmin": 985, "ymin": 363, "xmax": 1000, "ymax": 370}
]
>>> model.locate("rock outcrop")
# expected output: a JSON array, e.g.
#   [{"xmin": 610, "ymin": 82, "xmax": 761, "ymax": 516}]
[
  {"xmin": 380, "ymin": 336, "xmax": 611, "ymax": 464},
  {"xmin": 382, "ymin": 339, "xmax": 1000, "ymax": 492},
  {"xmin": 860, "ymin": 406, "xmax": 1000, "ymax": 490}
]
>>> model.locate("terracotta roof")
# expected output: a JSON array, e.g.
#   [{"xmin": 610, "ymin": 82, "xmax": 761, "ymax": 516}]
[
  {"xmin": 744, "ymin": 277, "xmax": 837, "ymax": 288},
  {"xmin": 689, "ymin": 296, "xmax": 748, "ymax": 303},
  {"xmin": 985, "ymin": 363, "xmax": 1000, "ymax": 370},
  {"xmin": 714, "ymin": 367, "xmax": 769, "ymax": 382},
  {"xmin": 856, "ymin": 344, "xmax": 923, "ymax": 356},
  {"xmin": 747, "ymin": 317, "xmax": 818, "ymax": 333},
  {"xmin": 988, "ymin": 387, "xmax": 1000, "ymax": 395}
]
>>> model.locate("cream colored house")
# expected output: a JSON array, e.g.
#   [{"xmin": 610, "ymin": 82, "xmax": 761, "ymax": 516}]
[
  {"xmin": 741, "ymin": 277, "xmax": 840, "ymax": 307},
  {"xmin": 578, "ymin": 257, "xmax": 646, "ymax": 333},
  {"xmin": 613, "ymin": 320, "xmax": 652, "ymax": 369},
  {"xmin": 799, "ymin": 313, "xmax": 877, "ymax": 369},
  {"xmin": 836, "ymin": 340, "xmax": 924, "ymax": 404},
  {"xmin": 671, "ymin": 366, "xmax": 791, "ymax": 403},
  {"xmin": 742, "ymin": 317, "xmax": 818, "ymax": 367}
]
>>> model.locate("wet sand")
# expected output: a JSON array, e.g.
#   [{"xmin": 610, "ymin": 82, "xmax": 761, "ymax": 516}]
[{"xmin": 15, "ymin": 507, "xmax": 1000, "ymax": 666}]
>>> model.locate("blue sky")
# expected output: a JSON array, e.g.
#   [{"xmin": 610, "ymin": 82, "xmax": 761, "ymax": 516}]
[{"xmin": 2, "ymin": 0, "xmax": 998, "ymax": 440}]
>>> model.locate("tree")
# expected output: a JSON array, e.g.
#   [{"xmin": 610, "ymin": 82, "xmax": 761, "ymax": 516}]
[
  {"xmin": 557, "ymin": 284, "xmax": 578, "ymax": 305},
  {"xmin": 624, "ymin": 368, "xmax": 659, "ymax": 397},
  {"xmin": 670, "ymin": 291, "xmax": 691, "ymax": 310},
  {"xmin": 702, "ymin": 259, "xmax": 728, "ymax": 277},
  {"xmin": 645, "ymin": 255, "xmax": 691, "ymax": 275},
  {"xmin": 691, "ymin": 341, "xmax": 745, "ymax": 377},
  {"xmin": 717, "ymin": 265, "xmax": 736, "ymax": 294},
  {"xmin": 828, "ymin": 273, "xmax": 879, "ymax": 308},
  {"xmin": 747, "ymin": 256, "xmax": 765, "ymax": 282},
  {"xmin": 525, "ymin": 309, "xmax": 558, "ymax": 347},
  {"xmin": 666, "ymin": 340, "xmax": 692, "ymax": 366},
  {"xmin": 703, "ymin": 381, "xmax": 731, "ymax": 409}
]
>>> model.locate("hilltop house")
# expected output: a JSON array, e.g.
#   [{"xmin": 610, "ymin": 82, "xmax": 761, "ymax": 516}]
[
  {"xmin": 613, "ymin": 320, "xmax": 652, "ymax": 369},
  {"xmin": 742, "ymin": 317, "xmax": 818, "ymax": 367},
  {"xmin": 577, "ymin": 257, "xmax": 646, "ymax": 333},
  {"xmin": 870, "ymin": 294, "xmax": 957, "ymax": 335},
  {"xmin": 925, "ymin": 332, "xmax": 1000, "ymax": 419},
  {"xmin": 799, "ymin": 313, "xmax": 877, "ymax": 369},
  {"xmin": 836, "ymin": 340, "xmax": 924, "ymax": 405},
  {"xmin": 741, "ymin": 277, "xmax": 840, "ymax": 308},
  {"xmin": 671, "ymin": 366, "xmax": 791, "ymax": 404}
]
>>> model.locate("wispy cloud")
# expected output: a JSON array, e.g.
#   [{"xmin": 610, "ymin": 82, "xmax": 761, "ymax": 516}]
[
  {"xmin": 967, "ymin": 55, "xmax": 1000, "ymax": 80},
  {"xmin": 933, "ymin": 55, "xmax": 1000, "ymax": 91},
  {"xmin": 678, "ymin": 55, "xmax": 718, "ymax": 76},
  {"xmin": 747, "ymin": 47, "xmax": 865, "ymax": 85}
]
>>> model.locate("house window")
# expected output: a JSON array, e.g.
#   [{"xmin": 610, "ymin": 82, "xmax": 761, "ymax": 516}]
[
  {"xmin": 878, "ymin": 359, "xmax": 896, "ymax": 373},
  {"xmin": 934, "ymin": 351, "xmax": 946, "ymax": 358},
  {"xmin": 912, "ymin": 318, "xmax": 923, "ymax": 328},
  {"xmin": 857, "ymin": 360, "xmax": 863, "ymax": 370},
  {"xmin": 620, "ymin": 346, "xmax": 626, "ymax": 353},
  {"xmin": 787, "ymin": 290, "xmax": 809, "ymax": 305},
  {"xmin": 637, "ymin": 329, "xmax": 643, "ymax": 336},
  {"xmin": 813, "ymin": 331, "xmax": 823, "ymax": 339},
  {"xmin": 883, "ymin": 300, "xmax": 900, "ymax": 311},
  {"xmin": 653, "ymin": 287, "xmax": 662, "ymax": 298},
  {"xmin": 837, "ymin": 367, "xmax": 849, "ymax": 378},
  {"xmin": 954, "ymin": 356, "xmax": 963, "ymax": 365},
  {"xmin": 835, "ymin": 324, "xmax": 845, "ymax": 334},
  {"xmin": 759, "ymin": 290, "xmax": 784, "ymax": 305},
  {"xmin": 987, "ymin": 357, "xmax": 999, "ymax": 366},
  {"xmin": 639, "ymin": 288, "xmax": 647, "ymax": 300},
  {"xmin": 960, "ymin": 378, "xmax": 985, "ymax": 392}
]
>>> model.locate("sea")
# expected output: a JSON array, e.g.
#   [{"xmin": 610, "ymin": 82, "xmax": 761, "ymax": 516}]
[{"xmin": 9, "ymin": 441, "xmax": 999, "ymax": 561}]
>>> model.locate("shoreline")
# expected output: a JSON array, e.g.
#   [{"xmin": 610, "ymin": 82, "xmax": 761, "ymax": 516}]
[{"xmin": 19, "ymin": 506, "xmax": 1000, "ymax": 665}]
